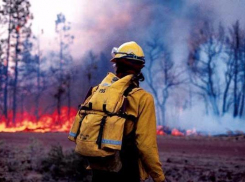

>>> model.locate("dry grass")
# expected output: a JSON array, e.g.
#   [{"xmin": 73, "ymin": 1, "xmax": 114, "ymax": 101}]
[
  {"xmin": 0, "ymin": 133, "xmax": 245, "ymax": 182},
  {"xmin": 0, "ymin": 138, "xmax": 91, "ymax": 182}
]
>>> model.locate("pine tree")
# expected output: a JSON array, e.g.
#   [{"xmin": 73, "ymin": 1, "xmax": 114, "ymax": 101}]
[{"xmin": 0, "ymin": 0, "xmax": 32, "ymax": 123}]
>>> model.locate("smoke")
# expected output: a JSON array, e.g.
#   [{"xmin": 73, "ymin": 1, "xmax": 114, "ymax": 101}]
[
  {"xmin": 30, "ymin": 0, "xmax": 190, "ymax": 59},
  {"xmin": 28, "ymin": 0, "xmax": 245, "ymax": 135},
  {"xmin": 167, "ymin": 106, "xmax": 245, "ymax": 135},
  {"xmin": 189, "ymin": 0, "xmax": 245, "ymax": 28},
  {"xmin": 30, "ymin": 0, "xmax": 245, "ymax": 59}
]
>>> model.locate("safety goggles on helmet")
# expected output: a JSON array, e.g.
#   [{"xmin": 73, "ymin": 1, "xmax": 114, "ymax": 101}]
[{"xmin": 111, "ymin": 47, "xmax": 145, "ymax": 63}]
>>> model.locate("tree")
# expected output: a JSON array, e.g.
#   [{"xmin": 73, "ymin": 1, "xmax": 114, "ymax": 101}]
[
  {"xmin": 0, "ymin": 0, "xmax": 32, "ymax": 123},
  {"xmin": 53, "ymin": 13, "xmax": 74, "ymax": 123},
  {"xmin": 222, "ymin": 42, "xmax": 234, "ymax": 115},
  {"xmin": 18, "ymin": 33, "xmax": 48, "ymax": 121},
  {"xmin": 0, "ymin": 40, "xmax": 5, "ymax": 114},
  {"xmin": 18, "ymin": 36, "xmax": 33, "ymax": 119},
  {"xmin": 226, "ymin": 21, "xmax": 245, "ymax": 117},
  {"xmin": 188, "ymin": 22, "xmax": 225, "ymax": 116},
  {"xmin": 33, "ymin": 33, "xmax": 42, "ymax": 120},
  {"xmin": 240, "ymin": 41, "xmax": 245, "ymax": 117},
  {"xmin": 144, "ymin": 36, "xmax": 185, "ymax": 125},
  {"xmin": 0, "ymin": 0, "xmax": 13, "ymax": 119},
  {"xmin": 0, "ymin": 9, "xmax": 7, "ymax": 114},
  {"xmin": 83, "ymin": 51, "xmax": 98, "ymax": 87}
]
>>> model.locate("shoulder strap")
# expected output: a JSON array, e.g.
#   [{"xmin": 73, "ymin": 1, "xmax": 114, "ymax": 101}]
[
  {"xmin": 123, "ymin": 83, "xmax": 138, "ymax": 97},
  {"xmin": 78, "ymin": 86, "xmax": 98, "ymax": 109},
  {"xmin": 120, "ymin": 83, "xmax": 137, "ymax": 113},
  {"xmin": 83, "ymin": 87, "xmax": 93, "ymax": 103},
  {"xmin": 118, "ymin": 83, "xmax": 139, "ymax": 123}
]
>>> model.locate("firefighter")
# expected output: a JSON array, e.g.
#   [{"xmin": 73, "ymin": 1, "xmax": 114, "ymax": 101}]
[{"xmin": 91, "ymin": 41, "xmax": 165, "ymax": 182}]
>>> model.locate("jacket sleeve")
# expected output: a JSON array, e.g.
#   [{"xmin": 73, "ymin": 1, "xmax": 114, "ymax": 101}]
[{"xmin": 135, "ymin": 93, "xmax": 165, "ymax": 182}]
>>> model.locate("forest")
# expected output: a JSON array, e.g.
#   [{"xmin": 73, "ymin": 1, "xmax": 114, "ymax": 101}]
[
  {"xmin": 0, "ymin": 1, "xmax": 245, "ymax": 182},
  {"xmin": 0, "ymin": 0, "xmax": 245, "ymax": 134}
]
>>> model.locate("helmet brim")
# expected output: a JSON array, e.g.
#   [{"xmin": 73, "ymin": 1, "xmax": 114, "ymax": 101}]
[
  {"xmin": 110, "ymin": 58, "xmax": 145, "ymax": 69},
  {"xmin": 110, "ymin": 56, "xmax": 145, "ymax": 64}
]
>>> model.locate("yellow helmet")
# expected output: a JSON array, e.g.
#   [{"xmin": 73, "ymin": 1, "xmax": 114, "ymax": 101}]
[{"xmin": 110, "ymin": 41, "xmax": 145, "ymax": 64}]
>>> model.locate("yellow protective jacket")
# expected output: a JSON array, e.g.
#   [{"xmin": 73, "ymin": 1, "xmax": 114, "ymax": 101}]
[
  {"xmin": 80, "ymin": 80, "xmax": 165, "ymax": 181},
  {"xmin": 124, "ymin": 87, "xmax": 165, "ymax": 182}
]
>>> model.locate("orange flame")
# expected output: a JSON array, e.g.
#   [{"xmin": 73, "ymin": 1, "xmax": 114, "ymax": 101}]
[
  {"xmin": 171, "ymin": 128, "xmax": 184, "ymax": 136},
  {"xmin": 1, "ymin": 110, "xmax": 198, "ymax": 136},
  {"xmin": 157, "ymin": 125, "xmax": 197, "ymax": 136},
  {"xmin": 0, "ymin": 107, "xmax": 76, "ymax": 133},
  {"xmin": 156, "ymin": 125, "xmax": 166, "ymax": 135}
]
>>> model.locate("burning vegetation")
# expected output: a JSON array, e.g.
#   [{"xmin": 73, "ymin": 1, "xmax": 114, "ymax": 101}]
[
  {"xmin": 0, "ymin": 1, "xmax": 245, "ymax": 181},
  {"xmin": 0, "ymin": 107, "xmax": 76, "ymax": 133},
  {"xmin": 1, "ymin": 108, "xmax": 244, "ymax": 137},
  {"xmin": 157, "ymin": 126, "xmax": 198, "ymax": 136},
  {"xmin": 0, "ymin": 106, "xmax": 198, "ymax": 136}
]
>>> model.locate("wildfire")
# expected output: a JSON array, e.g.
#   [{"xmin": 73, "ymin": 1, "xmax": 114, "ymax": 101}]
[
  {"xmin": 1, "ymin": 109, "xmax": 197, "ymax": 136},
  {"xmin": 157, "ymin": 125, "xmax": 197, "ymax": 136},
  {"xmin": 0, "ymin": 107, "xmax": 76, "ymax": 133},
  {"xmin": 157, "ymin": 126, "xmax": 166, "ymax": 136},
  {"xmin": 171, "ymin": 128, "xmax": 184, "ymax": 136}
]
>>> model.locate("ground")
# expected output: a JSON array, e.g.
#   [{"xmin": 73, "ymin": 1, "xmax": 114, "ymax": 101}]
[{"xmin": 0, "ymin": 132, "xmax": 245, "ymax": 182}]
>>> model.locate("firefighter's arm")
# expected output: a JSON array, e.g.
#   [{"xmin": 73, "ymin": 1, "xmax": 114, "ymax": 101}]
[{"xmin": 136, "ymin": 93, "xmax": 165, "ymax": 182}]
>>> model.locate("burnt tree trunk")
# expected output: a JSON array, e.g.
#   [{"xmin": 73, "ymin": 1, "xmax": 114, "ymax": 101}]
[
  {"xmin": 12, "ymin": 28, "xmax": 20, "ymax": 123},
  {"xmin": 35, "ymin": 44, "xmax": 41, "ymax": 121},
  {"xmin": 222, "ymin": 76, "xmax": 232, "ymax": 115},
  {"xmin": 3, "ymin": 5, "xmax": 12, "ymax": 120},
  {"xmin": 233, "ymin": 22, "xmax": 240, "ymax": 117},
  {"xmin": 54, "ymin": 86, "xmax": 65, "ymax": 124},
  {"xmin": 67, "ymin": 79, "xmax": 71, "ymax": 120}
]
